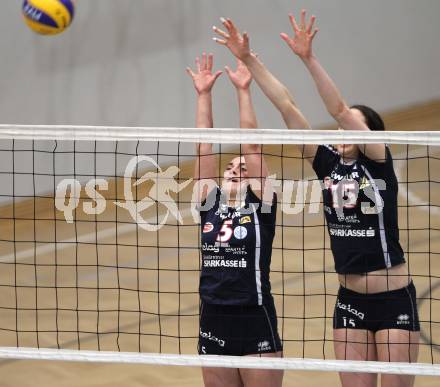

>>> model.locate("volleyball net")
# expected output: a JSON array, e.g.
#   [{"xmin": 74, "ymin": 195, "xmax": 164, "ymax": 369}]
[{"xmin": 0, "ymin": 125, "xmax": 439, "ymax": 376}]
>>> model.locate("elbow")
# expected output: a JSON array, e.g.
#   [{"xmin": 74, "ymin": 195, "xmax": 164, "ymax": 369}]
[
  {"xmin": 330, "ymin": 102, "xmax": 350, "ymax": 123},
  {"xmin": 279, "ymin": 100, "xmax": 296, "ymax": 120},
  {"xmin": 279, "ymin": 88, "xmax": 299, "ymax": 117}
]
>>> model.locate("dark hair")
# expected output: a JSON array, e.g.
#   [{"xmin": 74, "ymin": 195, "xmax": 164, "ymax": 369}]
[{"xmin": 350, "ymin": 104, "xmax": 385, "ymax": 131}]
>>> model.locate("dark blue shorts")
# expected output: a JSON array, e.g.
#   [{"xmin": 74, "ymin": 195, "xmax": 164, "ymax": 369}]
[
  {"xmin": 333, "ymin": 282, "xmax": 420, "ymax": 332},
  {"xmin": 198, "ymin": 302, "xmax": 282, "ymax": 356}
]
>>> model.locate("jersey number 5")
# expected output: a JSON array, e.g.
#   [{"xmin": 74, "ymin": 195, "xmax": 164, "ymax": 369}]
[{"xmin": 216, "ymin": 219, "xmax": 233, "ymax": 242}]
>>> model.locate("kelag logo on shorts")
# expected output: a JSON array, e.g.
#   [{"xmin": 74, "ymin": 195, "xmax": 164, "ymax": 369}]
[
  {"xmin": 336, "ymin": 299, "xmax": 365, "ymax": 320},
  {"xmin": 199, "ymin": 329, "xmax": 225, "ymax": 347}
]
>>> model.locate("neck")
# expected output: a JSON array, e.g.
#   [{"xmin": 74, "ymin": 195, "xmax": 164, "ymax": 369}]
[
  {"xmin": 226, "ymin": 190, "xmax": 246, "ymax": 208},
  {"xmin": 340, "ymin": 155, "xmax": 357, "ymax": 164},
  {"xmin": 340, "ymin": 149, "xmax": 359, "ymax": 163}
]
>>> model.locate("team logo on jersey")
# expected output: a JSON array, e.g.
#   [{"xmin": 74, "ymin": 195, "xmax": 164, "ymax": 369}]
[
  {"xmin": 240, "ymin": 216, "xmax": 251, "ymax": 225},
  {"xmin": 203, "ymin": 222, "xmax": 214, "ymax": 233},
  {"xmin": 234, "ymin": 226, "xmax": 248, "ymax": 240},
  {"xmin": 359, "ymin": 176, "xmax": 371, "ymax": 190},
  {"xmin": 329, "ymin": 227, "xmax": 375, "ymax": 238}
]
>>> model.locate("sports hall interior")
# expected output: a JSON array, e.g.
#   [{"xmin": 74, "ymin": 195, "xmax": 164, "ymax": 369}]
[{"xmin": 0, "ymin": 1, "xmax": 439, "ymax": 386}]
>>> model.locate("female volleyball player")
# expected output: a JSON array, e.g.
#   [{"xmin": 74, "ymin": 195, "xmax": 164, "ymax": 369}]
[
  {"xmin": 187, "ymin": 53, "xmax": 283, "ymax": 387},
  {"xmin": 214, "ymin": 12, "xmax": 419, "ymax": 387}
]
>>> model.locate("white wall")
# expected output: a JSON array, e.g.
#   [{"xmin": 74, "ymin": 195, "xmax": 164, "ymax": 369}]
[
  {"xmin": 1, "ymin": 0, "xmax": 439, "ymax": 128},
  {"xmin": 0, "ymin": 0, "xmax": 439, "ymax": 200}
]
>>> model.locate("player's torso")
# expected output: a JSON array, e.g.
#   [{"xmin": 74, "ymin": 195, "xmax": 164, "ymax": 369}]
[
  {"xmin": 201, "ymin": 204, "xmax": 255, "ymax": 269},
  {"xmin": 321, "ymin": 156, "xmax": 401, "ymax": 273},
  {"xmin": 199, "ymin": 189, "xmax": 275, "ymax": 305},
  {"xmin": 322, "ymin": 160, "xmax": 380, "ymax": 233}
]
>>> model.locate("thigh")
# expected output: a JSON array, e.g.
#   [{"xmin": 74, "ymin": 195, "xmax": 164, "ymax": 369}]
[
  {"xmin": 240, "ymin": 352, "xmax": 283, "ymax": 387},
  {"xmin": 334, "ymin": 328, "xmax": 377, "ymax": 387},
  {"xmin": 202, "ymin": 368, "xmax": 243, "ymax": 387},
  {"xmin": 375, "ymin": 329, "xmax": 419, "ymax": 362},
  {"xmin": 334, "ymin": 328, "xmax": 377, "ymax": 361},
  {"xmin": 376, "ymin": 329, "xmax": 419, "ymax": 387},
  {"xmin": 373, "ymin": 282, "xmax": 420, "ymax": 386}
]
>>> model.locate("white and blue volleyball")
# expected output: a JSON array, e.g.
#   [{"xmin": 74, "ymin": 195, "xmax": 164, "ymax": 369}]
[{"xmin": 22, "ymin": 0, "xmax": 75, "ymax": 35}]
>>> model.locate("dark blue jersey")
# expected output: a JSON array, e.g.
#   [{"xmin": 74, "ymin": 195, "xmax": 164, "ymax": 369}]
[
  {"xmin": 313, "ymin": 145, "xmax": 405, "ymax": 274},
  {"xmin": 199, "ymin": 186, "xmax": 276, "ymax": 306}
]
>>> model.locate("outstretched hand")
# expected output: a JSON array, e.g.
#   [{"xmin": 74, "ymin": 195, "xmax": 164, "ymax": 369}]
[
  {"xmin": 280, "ymin": 9, "xmax": 318, "ymax": 60},
  {"xmin": 186, "ymin": 53, "xmax": 222, "ymax": 95},
  {"xmin": 213, "ymin": 18, "xmax": 252, "ymax": 62},
  {"xmin": 225, "ymin": 59, "xmax": 253, "ymax": 90}
]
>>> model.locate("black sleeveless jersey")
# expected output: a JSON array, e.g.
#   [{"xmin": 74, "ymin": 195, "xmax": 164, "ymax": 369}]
[
  {"xmin": 313, "ymin": 145, "xmax": 405, "ymax": 274},
  {"xmin": 199, "ymin": 186, "xmax": 276, "ymax": 306}
]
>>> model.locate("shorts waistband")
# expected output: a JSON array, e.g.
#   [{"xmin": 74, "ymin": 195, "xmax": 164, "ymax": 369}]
[
  {"xmin": 339, "ymin": 281, "xmax": 415, "ymax": 299},
  {"xmin": 201, "ymin": 301, "xmax": 276, "ymax": 314}
]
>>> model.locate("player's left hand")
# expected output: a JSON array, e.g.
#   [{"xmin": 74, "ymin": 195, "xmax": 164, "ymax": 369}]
[
  {"xmin": 213, "ymin": 18, "xmax": 252, "ymax": 62},
  {"xmin": 280, "ymin": 9, "xmax": 319, "ymax": 60}
]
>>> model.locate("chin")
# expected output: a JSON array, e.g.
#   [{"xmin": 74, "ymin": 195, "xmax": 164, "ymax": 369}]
[{"xmin": 337, "ymin": 144, "xmax": 357, "ymax": 158}]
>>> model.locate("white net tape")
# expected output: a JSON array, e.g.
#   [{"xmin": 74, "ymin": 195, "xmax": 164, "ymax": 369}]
[
  {"xmin": 0, "ymin": 124, "xmax": 439, "ymax": 144},
  {"xmin": 0, "ymin": 348, "xmax": 438, "ymax": 375}
]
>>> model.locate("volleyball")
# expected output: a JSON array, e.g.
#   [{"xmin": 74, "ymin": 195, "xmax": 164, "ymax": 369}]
[{"xmin": 22, "ymin": 0, "xmax": 75, "ymax": 35}]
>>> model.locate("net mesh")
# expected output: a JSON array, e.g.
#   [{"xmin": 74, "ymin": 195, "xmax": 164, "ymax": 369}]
[{"xmin": 0, "ymin": 126, "xmax": 439, "ymax": 376}]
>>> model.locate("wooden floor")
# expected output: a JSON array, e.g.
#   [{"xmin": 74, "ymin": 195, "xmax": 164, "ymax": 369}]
[{"xmin": 0, "ymin": 101, "xmax": 439, "ymax": 386}]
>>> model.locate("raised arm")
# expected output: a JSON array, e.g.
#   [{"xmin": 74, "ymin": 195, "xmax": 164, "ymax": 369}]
[
  {"xmin": 281, "ymin": 10, "xmax": 385, "ymax": 161},
  {"xmin": 225, "ymin": 59, "xmax": 269, "ymax": 199},
  {"xmin": 225, "ymin": 59, "xmax": 257, "ymax": 129},
  {"xmin": 213, "ymin": 18, "xmax": 317, "ymax": 161},
  {"xmin": 186, "ymin": 53, "xmax": 222, "ymax": 201}
]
